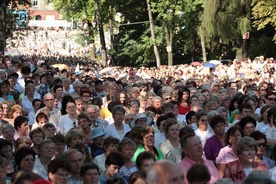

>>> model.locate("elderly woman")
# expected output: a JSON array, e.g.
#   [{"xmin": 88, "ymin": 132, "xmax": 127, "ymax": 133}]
[
  {"xmin": 128, "ymin": 99, "xmax": 140, "ymax": 117},
  {"xmin": 32, "ymin": 139, "xmax": 55, "ymax": 179},
  {"xmin": 129, "ymin": 87, "xmax": 140, "ymax": 100},
  {"xmin": 105, "ymin": 105, "xmax": 131, "ymax": 141},
  {"xmin": 77, "ymin": 112, "xmax": 92, "ymax": 145},
  {"xmin": 81, "ymin": 163, "xmax": 100, "ymax": 184},
  {"xmin": 1, "ymin": 123, "xmax": 15, "ymax": 149},
  {"xmin": 239, "ymin": 116, "xmax": 256, "ymax": 136},
  {"xmin": 216, "ymin": 126, "xmax": 244, "ymax": 177},
  {"xmin": 204, "ymin": 115, "xmax": 227, "ymax": 162},
  {"xmin": 64, "ymin": 128, "xmax": 84, "ymax": 149},
  {"xmin": 132, "ymin": 126, "xmax": 164, "ymax": 162},
  {"xmin": 223, "ymin": 136, "xmax": 268, "ymax": 184},
  {"xmin": 159, "ymin": 118, "xmax": 180, "ymax": 157},
  {"xmin": 19, "ymin": 83, "xmax": 41, "ymax": 114},
  {"xmin": 250, "ymin": 131, "xmax": 275, "ymax": 169},
  {"xmin": 177, "ymin": 87, "xmax": 191, "ymax": 115},
  {"xmin": 48, "ymin": 158, "xmax": 71, "ymax": 184},
  {"xmin": 14, "ymin": 147, "xmax": 36, "ymax": 172}
]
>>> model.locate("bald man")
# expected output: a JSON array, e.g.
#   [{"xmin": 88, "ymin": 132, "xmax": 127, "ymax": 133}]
[{"xmin": 147, "ymin": 160, "xmax": 185, "ymax": 184}]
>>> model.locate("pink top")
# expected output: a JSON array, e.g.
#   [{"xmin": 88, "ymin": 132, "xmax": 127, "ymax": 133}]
[
  {"xmin": 179, "ymin": 156, "xmax": 220, "ymax": 184},
  {"xmin": 216, "ymin": 146, "xmax": 238, "ymax": 164}
]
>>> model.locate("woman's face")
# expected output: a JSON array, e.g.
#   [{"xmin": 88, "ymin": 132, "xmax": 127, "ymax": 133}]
[
  {"xmin": 37, "ymin": 117, "xmax": 48, "ymax": 128},
  {"xmin": 69, "ymin": 136, "xmax": 82, "ymax": 148},
  {"xmin": 20, "ymin": 154, "xmax": 35, "ymax": 171},
  {"xmin": 32, "ymin": 132, "xmax": 44, "ymax": 145},
  {"xmin": 34, "ymin": 101, "xmax": 41, "ymax": 111},
  {"xmin": 40, "ymin": 143, "xmax": 55, "ymax": 158},
  {"xmin": 182, "ymin": 92, "xmax": 189, "ymax": 101},
  {"xmin": 45, "ymin": 127, "xmax": 56, "ymax": 139},
  {"xmin": 266, "ymin": 94, "xmax": 276, "ymax": 106},
  {"xmin": 143, "ymin": 132, "xmax": 154, "ymax": 147},
  {"xmin": 82, "ymin": 169, "xmax": 99, "ymax": 184},
  {"xmin": 17, "ymin": 121, "xmax": 29, "ymax": 135},
  {"xmin": 166, "ymin": 124, "xmax": 180, "ymax": 139},
  {"xmin": 82, "ymin": 93, "xmax": 91, "ymax": 103},
  {"xmin": 78, "ymin": 118, "xmax": 90, "ymax": 130},
  {"xmin": 8, "ymin": 78, "xmax": 15, "ymax": 87},
  {"xmin": 26, "ymin": 87, "xmax": 35, "ymax": 97},
  {"xmin": 12, "ymin": 110, "xmax": 22, "ymax": 119},
  {"xmin": 129, "ymin": 103, "xmax": 139, "ymax": 115},
  {"xmin": 0, "ymin": 145, "xmax": 12, "ymax": 159},
  {"xmin": 213, "ymin": 122, "xmax": 226, "ymax": 135},
  {"xmin": 119, "ymin": 144, "xmax": 135, "ymax": 160},
  {"xmin": 108, "ymin": 86, "xmax": 117, "ymax": 96},
  {"xmin": 49, "ymin": 168, "xmax": 69, "ymax": 184},
  {"xmin": 190, "ymin": 97, "xmax": 198, "ymax": 106},
  {"xmin": 0, "ymin": 84, "xmax": 8, "ymax": 95},
  {"xmin": 120, "ymin": 93, "xmax": 126, "ymax": 104},
  {"xmin": 239, "ymin": 146, "xmax": 256, "ymax": 165},
  {"xmin": 197, "ymin": 115, "xmax": 208, "ymax": 129},
  {"xmin": 139, "ymin": 98, "xmax": 147, "ymax": 108},
  {"xmin": 229, "ymin": 130, "xmax": 242, "ymax": 146},
  {"xmin": 202, "ymin": 92, "xmax": 210, "ymax": 100},
  {"xmin": 106, "ymin": 144, "xmax": 118, "ymax": 155},
  {"xmin": 256, "ymin": 138, "xmax": 266, "ymax": 155},
  {"xmin": 243, "ymin": 122, "xmax": 255, "ymax": 136},
  {"xmin": 2, "ymin": 104, "xmax": 9, "ymax": 115},
  {"xmin": 262, "ymin": 108, "xmax": 270, "ymax": 121}
]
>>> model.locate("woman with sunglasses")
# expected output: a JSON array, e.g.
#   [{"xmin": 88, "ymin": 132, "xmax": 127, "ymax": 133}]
[{"xmin": 250, "ymin": 131, "xmax": 275, "ymax": 169}]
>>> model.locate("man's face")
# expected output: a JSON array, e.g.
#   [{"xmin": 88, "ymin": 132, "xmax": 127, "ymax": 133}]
[
  {"xmin": 86, "ymin": 107, "xmax": 98, "ymax": 121},
  {"xmin": 241, "ymin": 108, "xmax": 253, "ymax": 118},
  {"xmin": 43, "ymin": 95, "xmax": 54, "ymax": 108},
  {"xmin": 183, "ymin": 136, "xmax": 203, "ymax": 161},
  {"xmin": 67, "ymin": 152, "xmax": 84, "ymax": 174},
  {"xmin": 82, "ymin": 169, "xmax": 99, "ymax": 184}
]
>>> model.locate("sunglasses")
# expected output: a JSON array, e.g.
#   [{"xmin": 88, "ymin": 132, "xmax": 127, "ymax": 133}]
[
  {"xmin": 268, "ymin": 98, "xmax": 276, "ymax": 101},
  {"xmin": 165, "ymin": 97, "xmax": 172, "ymax": 100},
  {"xmin": 257, "ymin": 143, "xmax": 266, "ymax": 147}
]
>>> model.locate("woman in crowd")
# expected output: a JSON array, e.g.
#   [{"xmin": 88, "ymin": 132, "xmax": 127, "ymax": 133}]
[
  {"xmin": 7, "ymin": 77, "xmax": 20, "ymax": 103},
  {"xmin": 29, "ymin": 128, "xmax": 44, "ymax": 154},
  {"xmin": 0, "ymin": 139, "xmax": 15, "ymax": 177},
  {"xmin": 118, "ymin": 91, "xmax": 129, "ymax": 109},
  {"xmin": 20, "ymin": 83, "xmax": 41, "ymax": 114},
  {"xmin": 94, "ymin": 136, "xmax": 120, "ymax": 174},
  {"xmin": 1, "ymin": 101, "xmax": 10, "ymax": 121},
  {"xmin": 77, "ymin": 112, "xmax": 92, "ymax": 145},
  {"xmin": 239, "ymin": 116, "xmax": 257, "ymax": 136},
  {"xmin": 48, "ymin": 158, "xmax": 71, "ymax": 184},
  {"xmin": 132, "ymin": 126, "xmax": 164, "ymax": 162},
  {"xmin": 1, "ymin": 123, "xmax": 15, "ymax": 150},
  {"xmin": 64, "ymin": 128, "xmax": 83, "ymax": 149},
  {"xmin": 128, "ymin": 100, "xmax": 140, "ymax": 117},
  {"xmin": 33, "ymin": 139, "xmax": 55, "ymax": 179},
  {"xmin": 223, "ymin": 136, "xmax": 268, "ymax": 183},
  {"xmin": 256, "ymin": 105, "xmax": 271, "ymax": 133},
  {"xmin": 58, "ymin": 100, "xmax": 78, "ymax": 135},
  {"xmin": 204, "ymin": 115, "xmax": 227, "ymax": 162},
  {"xmin": 105, "ymin": 105, "xmax": 131, "ymax": 141},
  {"xmin": 72, "ymin": 142, "xmax": 92, "ymax": 163},
  {"xmin": 7, "ymin": 105, "xmax": 23, "ymax": 125},
  {"xmin": 0, "ymin": 82, "xmax": 14, "ymax": 102},
  {"xmin": 52, "ymin": 134, "xmax": 66, "ymax": 159},
  {"xmin": 137, "ymin": 96, "xmax": 147, "ymax": 113},
  {"xmin": 159, "ymin": 118, "xmax": 181, "ymax": 158},
  {"xmin": 28, "ymin": 99, "xmax": 42, "ymax": 128},
  {"xmin": 118, "ymin": 138, "xmax": 137, "ymax": 181},
  {"xmin": 13, "ymin": 116, "xmax": 29, "ymax": 140},
  {"xmin": 80, "ymin": 163, "xmax": 100, "ymax": 184},
  {"xmin": 216, "ymin": 126, "xmax": 244, "ymax": 177},
  {"xmin": 250, "ymin": 131, "xmax": 275, "ymax": 169},
  {"xmin": 14, "ymin": 147, "xmax": 36, "ymax": 172},
  {"xmin": 177, "ymin": 87, "xmax": 191, "ymax": 115}
]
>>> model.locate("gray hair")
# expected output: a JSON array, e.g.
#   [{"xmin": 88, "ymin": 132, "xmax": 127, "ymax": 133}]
[
  {"xmin": 236, "ymin": 136, "xmax": 257, "ymax": 156},
  {"xmin": 207, "ymin": 110, "xmax": 220, "ymax": 123},
  {"xmin": 244, "ymin": 170, "xmax": 274, "ymax": 184},
  {"xmin": 72, "ymin": 81, "xmax": 83, "ymax": 88}
]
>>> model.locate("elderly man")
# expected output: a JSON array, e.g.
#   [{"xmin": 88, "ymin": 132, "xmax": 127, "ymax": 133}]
[
  {"xmin": 37, "ymin": 93, "xmax": 61, "ymax": 126},
  {"xmin": 147, "ymin": 160, "xmax": 185, "ymax": 184},
  {"xmin": 85, "ymin": 105, "xmax": 108, "ymax": 131},
  {"xmin": 178, "ymin": 135, "xmax": 220, "ymax": 184}
]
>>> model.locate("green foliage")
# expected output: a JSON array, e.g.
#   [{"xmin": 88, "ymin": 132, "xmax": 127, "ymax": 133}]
[{"xmin": 251, "ymin": 0, "xmax": 276, "ymax": 41}]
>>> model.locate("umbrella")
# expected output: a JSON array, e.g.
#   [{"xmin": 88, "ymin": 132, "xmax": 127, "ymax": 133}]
[
  {"xmin": 191, "ymin": 61, "xmax": 202, "ymax": 66},
  {"xmin": 209, "ymin": 60, "xmax": 220, "ymax": 65},
  {"xmin": 204, "ymin": 62, "xmax": 216, "ymax": 68},
  {"xmin": 99, "ymin": 67, "xmax": 114, "ymax": 74},
  {"xmin": 221, "ymin": 59, "xmax": 232, "ymax": 65}
]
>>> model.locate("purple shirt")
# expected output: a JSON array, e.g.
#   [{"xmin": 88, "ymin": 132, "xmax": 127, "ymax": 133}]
[
  {"xmin": 204, "ymin": 135, "xmax": 226, "ymax": 161},
  {"xmin": 179, "ymin": 156, "xmax": 220, "ymax": 184}
]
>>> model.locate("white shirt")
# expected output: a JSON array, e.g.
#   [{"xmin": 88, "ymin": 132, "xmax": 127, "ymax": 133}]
[
  {"xmin": 32, "ymin": 156, "xmax": 48, "ymax": 180},
  {"xmin": 105, "ymin": 123, "xmax": 131, "ymax": 141},
  {"xmin": 195, "ymin": 128, "xmax": 214, "ymax": 147},
  {"xmin": 58, "ymin": 114, "xmax": 78, "ymax": 135},
  {"xmin": 269, "ymin": 166, "xmax": 276, "ymax": 181}
]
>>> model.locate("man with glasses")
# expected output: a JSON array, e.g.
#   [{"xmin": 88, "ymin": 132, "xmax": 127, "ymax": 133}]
[{"xmin": 37, "ymin": 93, "xmax": 61, "ymax": 126}]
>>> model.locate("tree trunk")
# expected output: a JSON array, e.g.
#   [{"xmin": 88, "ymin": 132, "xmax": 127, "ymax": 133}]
[
  {"xmin": 0, "ymin": 0, "xmax": 7, "ymax": 54},
  {"xmin": 165, "ymin": 23, "xmax": 173, "ymax": 66},
  {"xmin": 146, "ymin": 0, "xmax": 161, "ymax": 67},
  {"xmin": 109, "ymin": 4, "xmax": 114, "ymax": 50},
  {"xmin": 200, "ymin": 27, "xmax": 207, "ymax": 62},
  {"xmin": 94, "ymin": 0, "xmax": 107, "ymax": 66}
]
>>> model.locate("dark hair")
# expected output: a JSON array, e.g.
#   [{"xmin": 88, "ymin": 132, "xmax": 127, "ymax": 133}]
[
  {"xmin": 52, "ymin": 134, "xmax": 66, "ymax": 144},
  {"xmin": 53, "ymin": 85, "xmax": 63, "ymax": 93},
  {"xmin": 136, "ymin": 151, "xmax": 155, "ymax": 170},
  {"xmin": 0, "ymin": 139, "xmax": 12, "ymax": 156},
  {"xmin": 32, "ymin": 99, "xmax": 42, "ymax": 107},
  {"xmin": 177, "ymin": 87, "xmax": 190, "ymax": 103},
  {"xmin": 12, "ymin": 171, "xmax": 42, "ymax": 184},
  {"xmin": 239, "ymin": 116, "xmax": 256, "ymax": 131},
  {"xmin": 103, "ymin": 137, "xmax": 120, "ymax": 150},
  {"xmin": 156, "ymin": 115, "xmax": 168, "ymax": 128},
  {"xmin": 225, "ymin": 126, "xmax": 244, "ymax": 145},
  {"xmin": 21, "ymin": 66, "xmax": 31, "ymax": 75},
  {"xmin": 160, "ymin": 103, "xmax": 174, "ymax": 114},
  {"xmin": 186, "ymin": 163, "xmax": 211, "ymax": 184},
  {"xmin": 61, "ymin": 95, "xmax": 74, "ymax": 115},
  {"xmin": 48, "ymin": 158, "xmax": 70, "ymax": 176},
  {"xmin": 250, "ymin": 131, "xmax": 267, "ymax": 144},
  {"xmin": 15, "ymin": 147, "xmax": 36, "ymax": 169},
  {"xmin": 186, "ymin": 110, "xmax": 196, "ymax": 124},
  {"xmin": 36, "ymin": 112, "xmax": 48, "ymax": 123},
  {"xmin": 267, "ymin": 107, "xmax": 276, "ymax": 124},
  {"xmin": 42, "ymin": 123, "xmax": 56, "ymax": 131},
  {"xmin": 72, "ymin": 142, "xmax": 91, "ymax": 163},
  {"xmin": 239, "ymin": 102, "xmax": 253, "ymax": 113},
  {"xmin": 209, "ymin": 115, "xmax": 225, "ymax": 129},
  {"xmin": 164, "ymin": 118, "xmax": 178, "ymax": 135},
  {"xmin": 14, "ymin": 116, "xmax": 28, "ymax": 131},
  {"xmin": 105, "ymin": 152, "xmax": 124, "ymax": 167},
  {"xmin": 179, "ymin": 127, "xmax": 195, "ymax": 140},
  {"xmin": 129, "ymin": 171, "xmax": 147, "ymax": 184},
  {"xmin": 80, "ymin": 163, "xmax": 100, "ymax": 177},
  {"xmin": 259, "ymin": 105, "xmax": 271, "ymax": 122},
  {"xmin": 145, "ymin": 106, "xmax": 157, "ymax": 114},
  {"xmin": 106, "ymin": 176, "xmax": 125, "ymax": 184}
]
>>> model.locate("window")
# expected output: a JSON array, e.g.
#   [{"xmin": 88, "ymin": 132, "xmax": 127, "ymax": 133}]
[{"xmin": 32, "ymin": 0, "xmax": 38, "ymax": 7}]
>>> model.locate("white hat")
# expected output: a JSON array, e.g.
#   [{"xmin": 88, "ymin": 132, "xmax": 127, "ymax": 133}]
[{"xmin": 130, "ymin": 113, "xmax": 153, "ymax": 128}]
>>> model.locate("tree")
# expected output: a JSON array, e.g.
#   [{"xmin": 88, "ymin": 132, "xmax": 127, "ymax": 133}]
[
  {"xmin": 0, "ymin": 0, "xmax": 30, "ymax": 53},
  {"xmin": 251, "ymin": 0, "xmax": 276, "ymax": 42}
]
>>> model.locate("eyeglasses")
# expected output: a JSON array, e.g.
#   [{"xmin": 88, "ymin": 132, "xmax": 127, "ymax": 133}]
[
  {"xmin": 67, "ymin": 106, "xmax": 76, "ymax": 109},
  {"xmin": 268, "ymin": 98, "xmax": 276, "ymax": 101},
  {"xmin": 165, "ymin": 97, "xmax": 172, "ymax": 100},
  {"xmin": 45, "ymin": 99, "xmax": 54, "ymax": 101},
  {"xmin": 257, "ymin": 143, "xmax": 266, "ymax": 147}
]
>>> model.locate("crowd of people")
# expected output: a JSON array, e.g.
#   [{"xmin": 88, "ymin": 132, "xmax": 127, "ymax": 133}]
[{"xmin": 0, "ymin": 51, "xmax": 275, "ymax": 184}]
